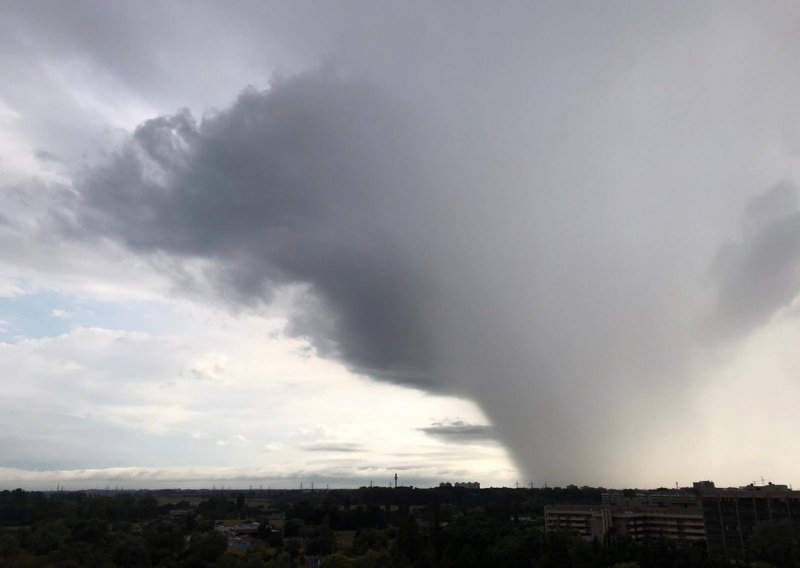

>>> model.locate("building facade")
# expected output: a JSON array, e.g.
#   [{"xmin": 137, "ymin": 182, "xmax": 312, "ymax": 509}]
[
  {"xmin": 612, "ymin": 508, "xmax": 706, "ymax": 542},
  {"xmin": 545, "ymin": 505, "xmax": 613, "ymax": 541},
  {"xmin": 701, "ymin": 483, "xmax": 800, "ymax": 560},
  {"xmin": 547, "ymin": 481, "xmax": 800, "ymax": 560},
  {"xmin": 546, "ymin": 490, "xmax": 705, "ymax": 543}
]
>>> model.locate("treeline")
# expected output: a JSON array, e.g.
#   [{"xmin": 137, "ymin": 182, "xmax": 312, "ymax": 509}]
[
  {"xmin": 0, "ymin": 489, "xmax": 160, "ymax": 526},
  {"xmin": 1, "ymin": 487, "xmax": 790, "ymax": 567},
  {"xmin": 0, "ymin": 489, "xmax": 229, "ymax": 567},
  {"xmin": 273, "ymin": 485, "xmax": 603, "ymax": 528}
]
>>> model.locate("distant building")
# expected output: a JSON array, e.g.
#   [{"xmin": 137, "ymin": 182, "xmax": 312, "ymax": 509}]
[
  {"xmin": 700, "ymin": 482, "xmax": 800, "ymax": 560},
  {"xmin": 692, "ymin": 480, "xmax": 716, "ymax": 492},
  {"xmin": 547, "ymin": 489, "xmax": 705, "ymax": 543},
  {"xmin": 612, "ymin": 508, "xmax": 705, "ymax": 542},
  {"xmin": 548, "ymin": 480, "xmax": 800, "ymax": 558},
  {"xmin": 166, "ymin": 508, "xmax": 194, "ymax": 520},
  {"xmin": 215, "ymin": 521, "xmax": 261, "ymax": 536},
  {"xmin": 602, "ymin": 491, "xmax": 699, "ymax": 509},
  {"xmin": 440, "ymin": 481, "xmax": 480, "ymax": 489},
  {"xmin": 545, "ymin": 505, "xmax": 612, "ymax": 540}
]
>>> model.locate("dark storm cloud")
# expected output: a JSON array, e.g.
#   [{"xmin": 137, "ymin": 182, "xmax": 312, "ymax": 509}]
[
  {"xmin": 65, "ymin": 73, "xmax": 438, "ymax": 388},
  {"xmin": 419, "ymin": 421, "xmax": 496, "ymax": 444},
  {"xmin": 710, "ymin": 182, "xmax": 800, "ymax": 336},
  {"xmin": 18, "ymin": 1, "xmax": 800, "ymax": 484}
]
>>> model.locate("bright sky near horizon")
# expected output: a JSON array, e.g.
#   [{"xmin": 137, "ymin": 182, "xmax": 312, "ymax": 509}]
[{"xmin": 3, "ymin": 1, "xmax": 800, "ymax": 490}]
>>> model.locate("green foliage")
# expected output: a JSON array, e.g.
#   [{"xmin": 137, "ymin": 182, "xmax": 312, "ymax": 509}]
[
  {"xmin": 197, "ymin": 496, "xmax": 239, "ymax": 520},
  {"xmin": 354, "ymin": 548, "xmax": 392, "ymax": 568},
  {"xmin": 0, "ymin": 487, "xmax": 791, "ymax": 568},
  {"xmin": 110, "ymin": 532, "xmax": 150, "ymax": 567},
  {"xmin": 454, "ymin": 543, "xmax": 479, "ymax": 568},
  {"xmin": 0, "ymin": 532, "xmax": 21, "ymax": 561},
  {"xmin": 321, "ymin": 554, "xmax": 355, "ymax": 568},
  {"xmin": 186, "ymin": 531, "xmax": 228, "ymax": 565},
  {"xmin": 265, "ymin": 551, "xmax": 292, "ymax": 568},
  {"xmin": 306, "ymin": 516, "xmax": 338, "ymax": 556},
  {"xmin": 31, "ymin": 519, "xmax": 70, "ymax": 555},
  {"xmin": 142, "ymin": 520, "xmax": 185, "ymax": 564},
  {"xmin": 283, "ymin": 518, "xmax": 306, "ymax": 538},
  {"xmin": 392, "ymin": 516, "xmax": 421, "ymax": 565},
  {"xmin": 750, "ymin": 521, "xmax": 800, "ymax": 567},
  {"xmin": 71, "ymin": 518, "xmax": 108, "ymax": 544},
  {"xmin": 352, "ymin": 528, "xmax": 389, "ymax": 555}
]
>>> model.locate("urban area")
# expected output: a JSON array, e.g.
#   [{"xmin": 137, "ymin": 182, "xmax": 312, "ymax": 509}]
[{"xmin": 2, "ymin": 478, "xmax": 800, "ymax": 567}]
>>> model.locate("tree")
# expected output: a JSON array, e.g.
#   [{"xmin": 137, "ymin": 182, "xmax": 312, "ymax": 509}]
[
  {"xmin": 355, "ymin": 549, "xmax": 392, "ymax": 568},
  {"xmin": 392, "ymin": 517, "xmax": 421, "ymax": 565},
  {"xmin": 0, "ymin": 532, "xmax": 20, "ymax": 560},
  {"xmin": 750, "ymin": 521, "xmax": 800, "ymax": 568},
  {"xmin": 142, "ymin": 520, "xmax": 184, "ymax": 563},
  {"xmin": 110, "ymin": 532, "xmax": 150, "ymax": 567},
  {"xmin": 307, "ymin": 517, "xmax": 337, "ymax": 556},
  {"xmin": 454, "ymin": 543, "xmax": 479, "ymax": 568},
  {"xmin": 266, "ymin": 551, "xmax": 293, "ymax": 568},
  {"xmin": 321, "ymin": 554, "xmax": 355, "ymax": 568},
  {"xmin": 352, "ymin": 529, "xmax": 389, "ymax": 555},
  {"xmin": 186, "ymin": 531, "xmax": 228, "ymax": 565}
]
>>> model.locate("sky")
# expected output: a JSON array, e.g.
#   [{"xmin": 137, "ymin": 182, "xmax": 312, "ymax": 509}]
[{"xmin": 2, "ymin": 1, "xmax": 800, "ymax": 490}]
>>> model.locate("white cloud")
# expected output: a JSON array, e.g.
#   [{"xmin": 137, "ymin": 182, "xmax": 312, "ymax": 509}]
[
  {"xmin": 0, "ymin": 462, "xmax": 518, "ymax": 490},
  {"xmin": 0, "ymin": 278, "xmax": 25, "ymax": 298},
  {"xmin": 0, "ymin": 302, "xmax": 515, "ymax": 488}
]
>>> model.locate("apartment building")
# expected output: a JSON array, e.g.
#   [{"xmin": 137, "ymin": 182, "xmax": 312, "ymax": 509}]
[
  {"xmin": 546, "ymin": 490, "xmax": 704, "ymax": 543},
  {"xmin": 544, "ymin": 505, "xmax": 612, "ymax": 541},
  {"xmin": 613, "ymin": 508, "xmax": 706, "ymax": 542},
  {"xmin": 547, "ymin": 480, "xmax": 800, "ymax": 559},
  {"xmin": 701, "ymin": 482, "xmax": 800, "ymax": 560}
]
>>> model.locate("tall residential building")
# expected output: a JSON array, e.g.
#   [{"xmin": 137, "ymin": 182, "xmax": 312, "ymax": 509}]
[
  {"xmin": 545, "ymin": 505, "xmax": 612, "ymax": 541},
  {"xmin": 700, "ymin": 482, "xmax": 800, "ymax": 560},
  {"xmin": 612, "ymin": 508, "xmax": 706, "ymax": 542},
  {"xmin": 547, "ymin": 480, "xmax": 800, "ymax": 561},
  {"xmin": 547, "ymin": 490, "xmax": 705, "ymax": 543}
]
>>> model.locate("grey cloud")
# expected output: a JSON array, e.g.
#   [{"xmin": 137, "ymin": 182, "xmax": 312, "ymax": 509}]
[
  {"xmin": 419, "ymin": 421, "xmax": 497, "ymax": 444},
  {"xmin": 15, "ymin": 1, "xmax": 800, "ymax": 485},
  {"xmin": 303, "ymin": 443, "xmax": 364, "ymax": 453},
  {"xmin": 710, "ymin": 182, "xmax": 800, "ymax": 337},
  {"xmin": 64, "ymin": 73, "xmax": 438, "ymax": 388},
  {"xmin": 34, "ymin": 149, "xmax": 60, "ymax": 163},
  {"xmin": 0, "ymin": 465, "xmax": 461, "ymax": 490}
]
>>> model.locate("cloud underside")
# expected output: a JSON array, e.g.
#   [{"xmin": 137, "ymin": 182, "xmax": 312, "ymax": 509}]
[
  {"xmin": 0, "ymin": 466, "xmax": 489, "ymax": 489},
  {"xmin": 49, "ymin": 66, "xmax": 800, "ymax": 482},
  {"xmin": 710, "ymin": 182, "xmax": 800, "ymax": 337},
  {"xmin": 303, "ymin": 443, "xmax": 364, "ymax": 453},
  {"xmin": 64, "ymin": 75, "xmax": 437, "ymax": 389},
  {"xmin": 419, "ymin": 421, "xmax": 497, "ymax": 444},
  {"xmin": 5, "ymin": 2, "xmax": 800, "ymax": 484}
]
